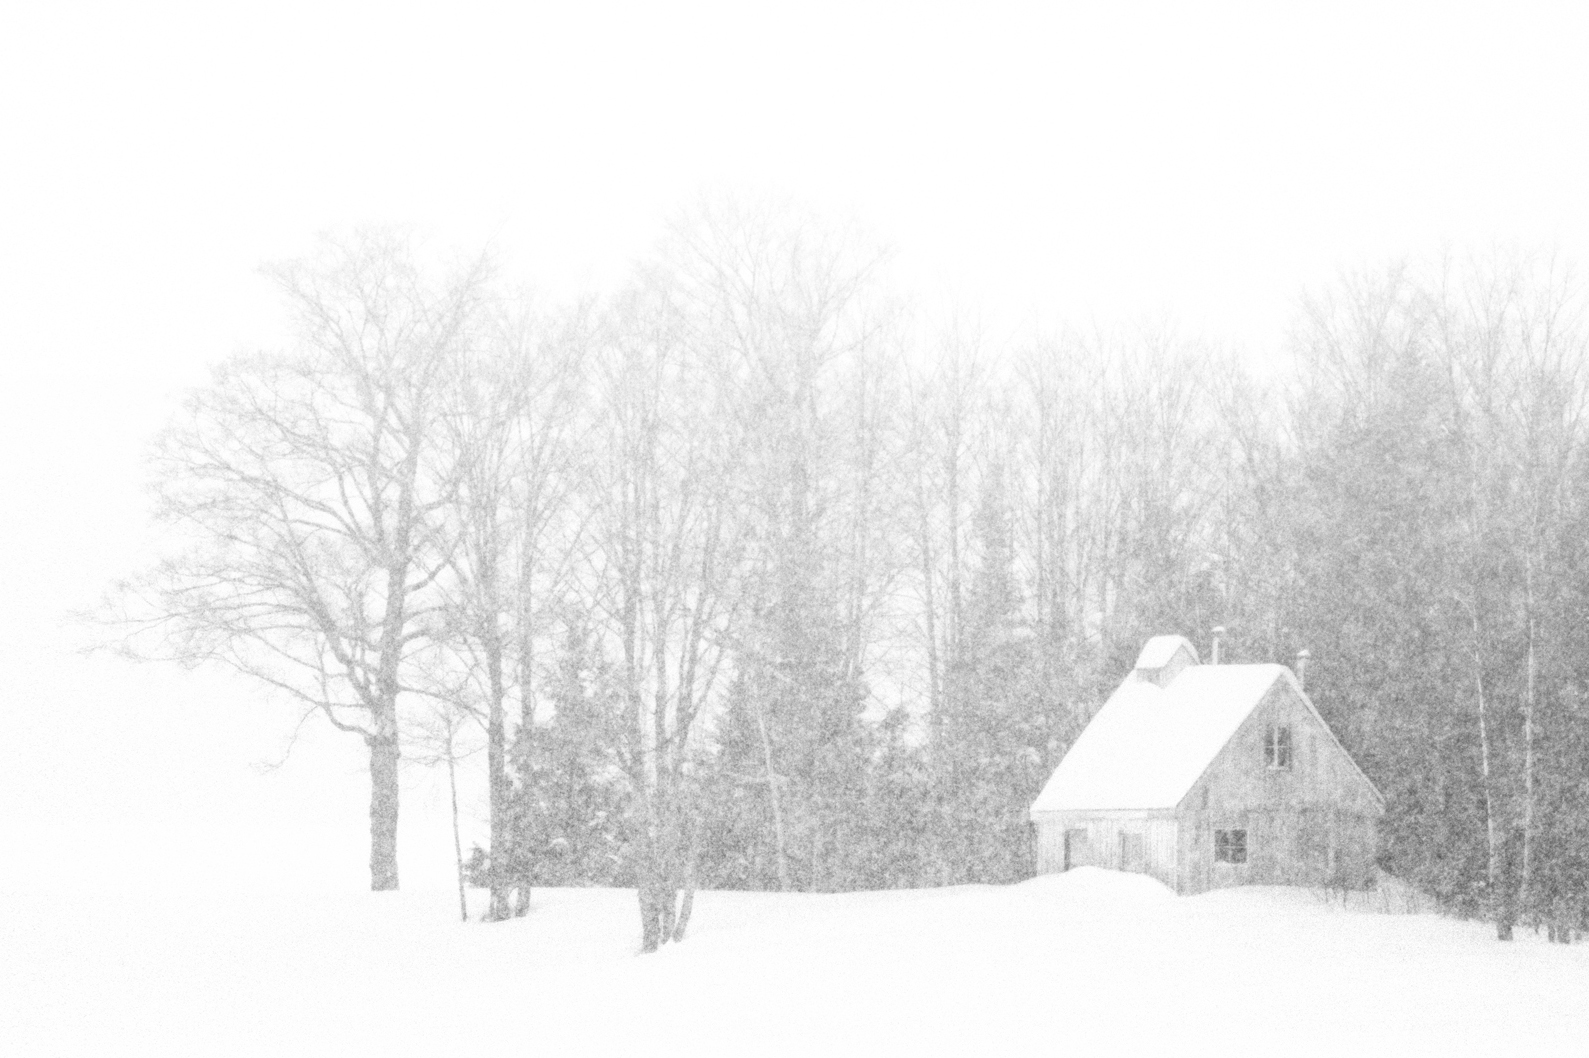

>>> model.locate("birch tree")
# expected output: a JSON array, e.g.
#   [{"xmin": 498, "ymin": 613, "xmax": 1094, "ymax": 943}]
[
  {"xmin": 592, "ymin": 264, "xmax": 748, "ymax": 951},
  {"xmin": 431, "ymin": 299, "xmax": 589, "ymax": 919},
  {"xmin": 1430, "ymin": 252, "xmax": 1589, "ymax": 936}
]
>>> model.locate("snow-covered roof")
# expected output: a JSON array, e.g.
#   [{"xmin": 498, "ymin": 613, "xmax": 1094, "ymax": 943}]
[
  {"xmin": 1031, "ymin": 659, "xmax": 1292, "ymax": 813},
  {"xmin": 1133, "ymin": 635, "xmax": 1197, "ymax": 672}
]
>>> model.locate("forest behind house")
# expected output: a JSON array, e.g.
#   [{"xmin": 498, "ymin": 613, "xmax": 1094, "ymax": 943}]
[{"xmin": 114, "ymin": 204, "xmax": 1589, "ymax": 949}]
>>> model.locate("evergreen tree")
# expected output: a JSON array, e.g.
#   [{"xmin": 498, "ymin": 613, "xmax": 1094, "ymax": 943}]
[
  {"xmin": 940, "ymin": 463, "xmax": 1054, "ymax": 883},
  {"xmin": 502, "ymin": 613, "xmax": 633, "ymax": 893},
  {"xmin": 853, "ymin": 708, "xmax": 936, "ymax": 889},
  {"xmin": 697, "ymin": 675, "xmax": 785, "ymax": 890},
  {"xmin": 1286, "ymin": 334, "xmax": 1480, "ymax": 907}
]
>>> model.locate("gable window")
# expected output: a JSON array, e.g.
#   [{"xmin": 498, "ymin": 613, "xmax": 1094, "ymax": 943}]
[
  {"xmin": 1214, "ymin": 829, "xmax": 1247, "ymax": 864},
  {"xmin": 1264, "ymin": 724, "xmax": 1293, "ymax": 770}
]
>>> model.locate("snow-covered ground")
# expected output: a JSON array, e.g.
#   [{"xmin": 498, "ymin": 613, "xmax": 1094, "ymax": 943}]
[{"xmin": 3, "ymin": 869, "xmax": 1585, "ymax": 1056}]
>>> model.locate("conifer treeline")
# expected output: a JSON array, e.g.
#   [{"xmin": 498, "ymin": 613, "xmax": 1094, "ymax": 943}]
[{"xmin": 135, "ymin": 211, "xmax": 1589, "ymax": 946}]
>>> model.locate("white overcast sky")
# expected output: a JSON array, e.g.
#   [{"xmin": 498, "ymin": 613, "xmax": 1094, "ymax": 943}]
[{"xmin": 4, "ymin": 1, "xmax": 1589, "ymax": 894}]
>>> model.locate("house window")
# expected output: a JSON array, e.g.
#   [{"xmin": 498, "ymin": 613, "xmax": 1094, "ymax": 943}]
[
  {"xmin": 1215, "ymin": 829, "xmax": 1247, "ymax": 864},
  {"xmin": 1264, "ymin": 724, "xmax": 1293, "ymax": 770}
]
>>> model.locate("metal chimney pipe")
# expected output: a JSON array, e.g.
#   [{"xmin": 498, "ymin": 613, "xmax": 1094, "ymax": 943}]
[
  {"xmin": 1211, "ymin": 626, "xmax": 1225, "ymax": 665},
  {"xmin": 1296, "ymin": 648, "xmax": 1311, "ymax": 690}
]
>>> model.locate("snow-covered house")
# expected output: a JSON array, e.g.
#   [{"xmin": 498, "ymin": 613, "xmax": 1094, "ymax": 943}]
[{"xmin": 1029, "ymin": 635, "xmax": 1384, "ymax": 894}]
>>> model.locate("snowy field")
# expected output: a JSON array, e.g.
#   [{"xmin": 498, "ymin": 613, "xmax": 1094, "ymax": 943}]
[{"xmin": 3, "ymin": 869, "xmax": 1586, "ymax": 1056}]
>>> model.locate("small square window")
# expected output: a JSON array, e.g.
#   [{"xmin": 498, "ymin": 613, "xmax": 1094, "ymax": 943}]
[
  {"xmin": 1264, "ymin": 725, "xmax": 1293, "ymax": 770},
  {"xmin": 1215, "ymin": 829, "xmax": 1247, "ymax": 864}
]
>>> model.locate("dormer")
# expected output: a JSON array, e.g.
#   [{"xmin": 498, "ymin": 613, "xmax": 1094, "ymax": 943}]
[{"xmin": 1132, "ymin": 634, "xmax": 1198, "ymax": 688}]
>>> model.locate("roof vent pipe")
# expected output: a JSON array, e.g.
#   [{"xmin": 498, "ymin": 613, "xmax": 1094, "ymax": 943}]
[
  {"xmin": 1296, "ymin": 648, "xmax": 1311, "ymax": 691},
  {"xmin": 1211, "ymin": 626, "xmax": 1225, "ymax": 665}
]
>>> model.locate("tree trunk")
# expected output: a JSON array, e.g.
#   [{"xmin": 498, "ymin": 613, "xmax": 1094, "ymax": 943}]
[
  {"xmin": 638, "ymin": 880, "xmax": 663, "ymax": 953},
  {"xmin": 655, "ymin": 778, "xmax": 678, "ymax": 943},
  {"xmin": 753, "ymin": 692, "xmax": 790, "ymax": 891},
  {"xmin": 636, "ymin": 816, "xmax": 666, "ymax": 953},
  {"xmin": 512, "ymin": 585, "xmax": 535, "ymax": 919},
  {"xmin": 368, "ymin": 718, "xmax": 401, "ymax": 891},
  {"xmin": 658, "ymin": 882, "xmax": 677, "ymax": 942},
  {"xmin": 370, "ymin": 432, "xmax": 421, "ymax": 894},
  {"xmin": 1520, "ymin": 587, "xmax": 1537, "ymax": 922},
  {"xmin": 672, "ymin": 831, "xmax": 697, "ymax": 943},
  {"xmin": 447, "ymin": 728, "xmax": 468, "ymax": 923},
  {"xmin": 1497, "ymin": 828, "xmax": 1519, "ymax": 941},
  {"xmin": 913, "ymin": 479, "xmax": 946, "ymax": 887},
  {"xmin": 1466, "ymin": 608, "xmax": 1499, "ymax": 922},
  {"xmin": 485, "ymin": 622, "xmax": 512, "ymax": 922}
]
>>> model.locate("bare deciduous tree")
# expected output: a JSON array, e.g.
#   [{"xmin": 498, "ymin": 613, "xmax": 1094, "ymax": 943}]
[
  {"xmin": 113, "ymin": 231, "xmax": 488, "ymax": 891},
  {"xmin": 429, "ymin": 299, "xmax": 591, "ymax": 919},
  {"xmin": 592, "ymin": 269, "xmax": 748, "ymax": 951}
]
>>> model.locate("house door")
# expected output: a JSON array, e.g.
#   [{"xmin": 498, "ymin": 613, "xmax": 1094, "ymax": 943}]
[
  {"xmin": 1063, "ymin": 828, "xmax": 1089, "ymax": 870},
  {"xmin": 1120, "ymin": 832, "xmax": 1145, "ymax": 873}
]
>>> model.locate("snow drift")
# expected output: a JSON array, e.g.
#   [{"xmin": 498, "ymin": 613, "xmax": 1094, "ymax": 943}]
[{"xmin": 2, "ymin": 870, "xmax": 1584, "ymax": 1056}]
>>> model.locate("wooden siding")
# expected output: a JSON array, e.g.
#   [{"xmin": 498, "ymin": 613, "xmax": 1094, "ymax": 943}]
[
  {"xmin": 1175, "ymin": 678, "xmax": 1379, "ymax": 895},
  {"xmin": 1175, "ymin": 806, "xmax": 1377, "ymax": 894},
  {"xmin": 1033, "ymin": 811, "xmax": 1178, "ymax": 890},
  {"xmin": 1181, "ymin": 678, "xmax": 1380, "ymax": 818}
]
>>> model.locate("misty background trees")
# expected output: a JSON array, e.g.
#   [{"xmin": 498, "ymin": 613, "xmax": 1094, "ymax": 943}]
[{"xmin": 117, "ymin": 210, "xmax": 1589, "ymax": 945}]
